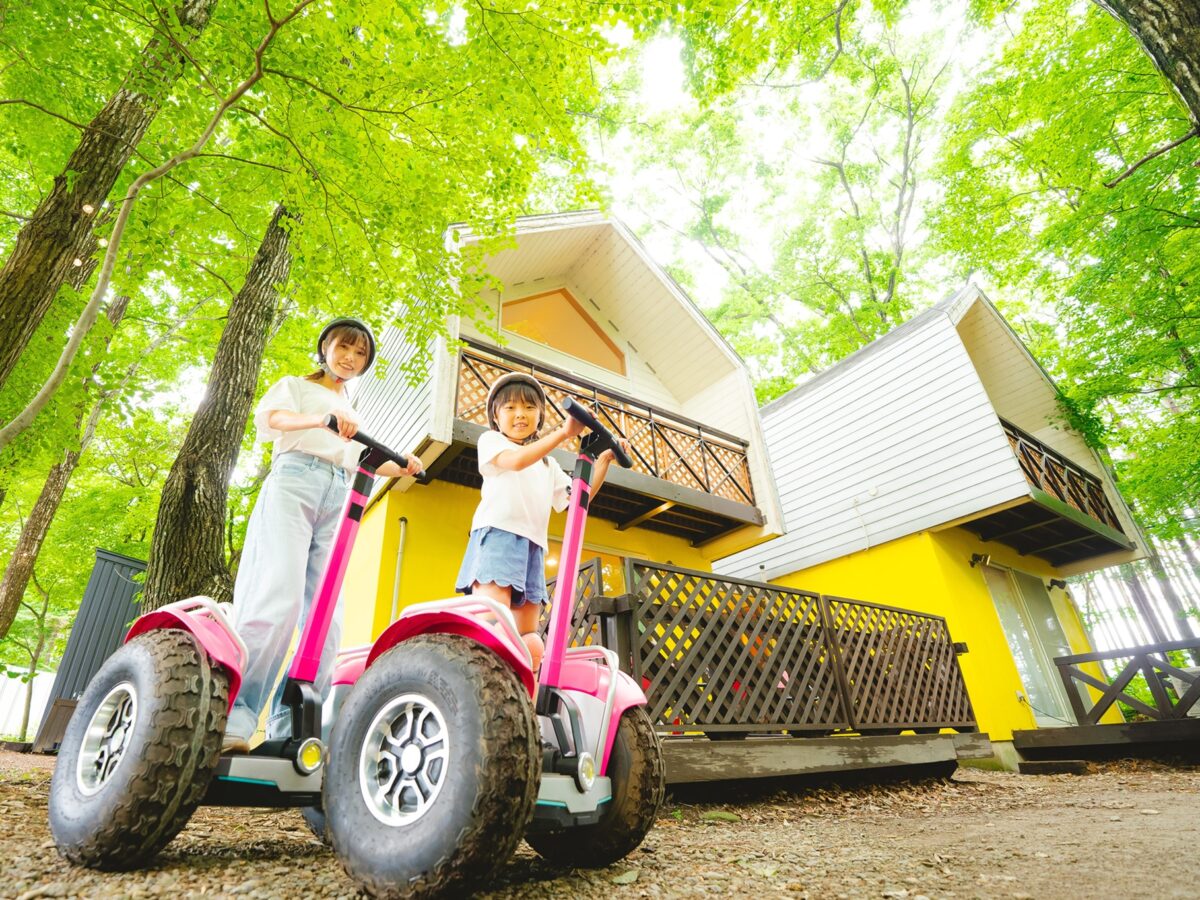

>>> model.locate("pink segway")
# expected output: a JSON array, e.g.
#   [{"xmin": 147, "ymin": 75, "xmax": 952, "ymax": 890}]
[
  {"xmin": 49, "ymin": 399, "xmax": 664, "ymax": 899},
  {"xmin": 320, "ymin": 397, "xmax": 665, "ymax": 896},
  {"xmin": 48, "ymin": 419, "xmax": 427, "ymax": 867}
]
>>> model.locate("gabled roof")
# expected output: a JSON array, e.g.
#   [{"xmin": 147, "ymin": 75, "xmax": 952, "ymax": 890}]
[{"xmin": 451, "ymin": 210, "xmax": 748, "ymax": 403}]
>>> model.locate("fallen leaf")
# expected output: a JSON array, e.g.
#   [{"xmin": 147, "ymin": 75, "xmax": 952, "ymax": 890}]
[{"xmin": 611, "ymin": 870, "xmax": 640, "ymax": 885}]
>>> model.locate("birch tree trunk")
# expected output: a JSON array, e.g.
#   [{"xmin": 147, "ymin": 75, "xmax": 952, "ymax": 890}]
[
  {"xmin": 1123, "ymin": 563, "xmax": 1172, "ymax": 644},
  {"xmin": 0, "ymin": 0, "xmax": 218, "ymax": 391},
  {"xmin": 141, "ymin": 205, "xmax": 294, "ymax": 610},
  {"xmin": 1094, "ymin": 0, "xmax": 1200, "ymax": 126}
]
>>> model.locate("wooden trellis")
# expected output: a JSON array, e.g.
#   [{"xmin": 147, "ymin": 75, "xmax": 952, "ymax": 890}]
[
  {"xmin": 822, "ymin": 597, "xmax": 976, "ymax": 731},
  {"xmin": 603, "ymin": 560, "xmax": 976, "ymax": 737},
  {"xmin": 455, "ymin": 341, "xmax": 756, "ymax": 506},
  {"xmin": 539, "ymin": 557, "xmax": 605, "ymax": 649}
]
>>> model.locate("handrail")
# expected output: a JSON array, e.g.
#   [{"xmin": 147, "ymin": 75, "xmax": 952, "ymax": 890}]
[
  {"xmin": 1000, "ymin": 419, "xmax": 1124, "ymax": 532},
  {"xmin": 1053, "ymin": 638, "xmax": 1200, "ymax": 725},
  {"xmin": 460, "ymin": 337, "xmax": 750, "ymax": 448}
]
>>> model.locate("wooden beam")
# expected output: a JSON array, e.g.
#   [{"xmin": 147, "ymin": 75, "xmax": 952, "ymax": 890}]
[
  {"xmin": 617, "ymin": 500, "xmax": 675, "ymax": 531},
  {"xmin": 661, "ymin": 733, "xmax": 981, "ymax": 784}
]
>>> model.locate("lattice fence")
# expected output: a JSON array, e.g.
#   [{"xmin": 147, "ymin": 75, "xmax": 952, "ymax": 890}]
[
  {"xmin": 540, "ymin": 558, "xmax": 605, "ymax": 649},
  {"xmin": 614, "ymin": 560, "xmax": 975, "ymax": 736},
  {"xmin": 1002, "ymin": 419, "xmax": 1123, "ymax": 532},
  {"xmin": 625, "ymin": 562, "xmax": 849, "ymax": 734},
  {"xmin": 822, "ymin": 597, "xmax": 976, "ymax": 730}
]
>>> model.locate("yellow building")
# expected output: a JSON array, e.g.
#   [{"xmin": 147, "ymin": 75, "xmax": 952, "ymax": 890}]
[
  {"xmin": 345, "ymin": 214, "xmax": 1142, "ymax": 772},
  {"xmin": 715, "ymin": 285, "xmax": 1147, "ymax": 766},
  {"xmin": 343, "ymin": 210, "xmax": 784, "ymax": 648}
]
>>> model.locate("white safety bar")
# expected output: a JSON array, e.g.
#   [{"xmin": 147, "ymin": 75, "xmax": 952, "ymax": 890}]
[
  {"xmin": 156, "ymin": 596, "xmax": 249, "ymax": 671},
  {"xmin": 563, "ymin": 645, "xmax": 621, "ymax": 763}
]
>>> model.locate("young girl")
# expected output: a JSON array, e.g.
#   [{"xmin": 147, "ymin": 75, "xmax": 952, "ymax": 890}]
[
  {"xmin": 223, "ymin": 317, "xmax": 424, "ymax": 753},
  {"xmin": 455, "ymin": 372, "xmax": 627, "ymax": 676}
]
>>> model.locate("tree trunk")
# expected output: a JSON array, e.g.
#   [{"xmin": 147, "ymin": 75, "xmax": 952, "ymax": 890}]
[
  {"xmin": 0, "ymin": 0, "xmax": 218, "ymax": 391},
  {"xmin": 18, "ymin": 622, "xmax": 49, "ymax": 743},
  {"xmin": 141, "ymin": 205, "xmax": 295, "ymax": 610},
  {"xmin": 0, "ymin": 451, "xmax": 80, "ymax": 640},
  {"xmin": 1123, "ymin": 563, "xmax": 1172, "ymax": 644},
  {"xmin": 0, "ymin": 297, "xmax": 129, "ymax": 640},
  {"xmin": 1094, "ymin": 0, "xmax": 1200, "ymax": 126}
]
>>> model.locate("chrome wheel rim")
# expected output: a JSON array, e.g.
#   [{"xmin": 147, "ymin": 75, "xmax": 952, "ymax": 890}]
[
  {"xmin": 359, "ymin": 692, "xmax": 450, "ymax": 826},
  {"xmin": 77, "ymin": 681, "xmax": 138, "ymax": 796}
]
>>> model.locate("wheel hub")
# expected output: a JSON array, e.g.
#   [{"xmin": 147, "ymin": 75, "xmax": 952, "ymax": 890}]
[
  {"xmin": 399, "ymin": 743, "xmax": 422, "ymax": 775},
  {"xmin": 77, "ymin": 681, "xmax": 138, "ymax": 796},
  {"xmin": 359, "ymin": 692, "xmax": 449, "ymax": 826}
]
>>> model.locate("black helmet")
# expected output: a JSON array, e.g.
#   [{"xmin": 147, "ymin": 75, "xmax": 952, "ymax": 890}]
[
  {"xmin": 486, "ymin": 372, "xmax": 546, "ymax": 432},
  {"xmin": 317, "ymin": 317, "xmax": 376, "ymax": 375}
]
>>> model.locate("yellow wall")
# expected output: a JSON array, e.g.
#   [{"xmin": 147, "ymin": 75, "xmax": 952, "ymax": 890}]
[{"xmin": 342, "ymin": 479, "xmax": 716, "ymax": 647}]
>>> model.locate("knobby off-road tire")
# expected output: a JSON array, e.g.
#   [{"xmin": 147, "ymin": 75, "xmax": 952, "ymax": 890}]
[
  {"xmin": 526, "ymin": 705, "xmax": 665, "ymax": 868},
  {"xmin": 49, "ymin": 629, "xmax": 228, "ymax": 869},
  {"xmin": 324, "ymin": 634, "xmax": 540, "ymax": 899}
]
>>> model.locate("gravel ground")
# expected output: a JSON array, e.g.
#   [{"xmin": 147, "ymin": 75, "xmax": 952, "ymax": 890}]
[{"xmin": 4, "ymin": 749, "xmax": 1198, "ymax": 899}]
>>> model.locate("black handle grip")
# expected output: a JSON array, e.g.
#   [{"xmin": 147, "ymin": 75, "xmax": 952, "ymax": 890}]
[
  {"xmin": 324, "ymin": 414, "xmax": 429, "ymax": 482},
  {"xmin": 562, "ymin": 397, "xmax": 633, "ymax": 468}
]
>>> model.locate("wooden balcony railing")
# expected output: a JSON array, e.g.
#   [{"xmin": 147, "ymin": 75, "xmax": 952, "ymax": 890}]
[
  {"xmin": 455, "ymin": 340, "xmax": 756, "ymax": 506},
  {"xmin": 1055, "ymin": 639, "xmax": 1200, "ymax": 725},
  {"xmin": 1001, "ymin": 419, "xmax": 1124, "ymax": 533}
]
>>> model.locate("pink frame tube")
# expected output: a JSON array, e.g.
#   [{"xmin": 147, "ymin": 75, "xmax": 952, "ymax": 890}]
[
  {"xmin": 539, "ymin": 459, "xmax": 592, "ymax": 688},
  {"xmin": 286, "ymin": 467, "xmax": 368, "ymax": 683}
]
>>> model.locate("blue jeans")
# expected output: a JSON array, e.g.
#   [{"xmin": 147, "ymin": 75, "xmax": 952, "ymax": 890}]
[{"xmin": 227, "ymin": 452, "xmax": 349, "ymax": 742}]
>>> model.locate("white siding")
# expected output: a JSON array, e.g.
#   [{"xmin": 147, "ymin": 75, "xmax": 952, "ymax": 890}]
[
  {"xmin": 354, "ymin": 326, "xmax": 435, "ymax": 460},
  {"xmin": 716, "ymin": 311, "xmax": 1030, "ymax": 582}
]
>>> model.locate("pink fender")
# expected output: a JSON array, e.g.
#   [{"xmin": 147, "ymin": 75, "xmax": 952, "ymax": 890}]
[
  {"xmin": 331, "ymin": 646, "xmax": 371, "ymax": 687},
  {"xmin": 126, "ymin": 608, "xmax": 245, "ymax": 711},
  {"xmin": 558, "ymin": 655, "xmax": 649, "ymax": 773},
  {"xmin": 368, "ymin": 610, "xmax": 536, "ymax": 697}
]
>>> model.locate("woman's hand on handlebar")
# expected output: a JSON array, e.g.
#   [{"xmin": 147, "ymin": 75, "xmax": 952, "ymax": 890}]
[
  {"xmin": 325, "ymin": 410, "xmax": 359, "ymax": 441},
  {"xmin": 378, "ymin": 456, "xmax": 424, "ymax": 479}
]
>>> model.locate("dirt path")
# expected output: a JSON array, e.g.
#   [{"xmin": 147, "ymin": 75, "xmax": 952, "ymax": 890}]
[{"xmin": 4, "ymin": 750, "xmax": 1197, "ymax": 899}]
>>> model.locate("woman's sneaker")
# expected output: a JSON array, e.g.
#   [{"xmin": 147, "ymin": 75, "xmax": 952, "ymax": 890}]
[{"xmin": 221, "ymin": 733, "xmax": 251, "ymax": 754}]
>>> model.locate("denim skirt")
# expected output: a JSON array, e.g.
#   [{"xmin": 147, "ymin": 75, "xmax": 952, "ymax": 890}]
[{"xmin": 455, "ymin": 526, "xmax": 547, "ymax": 606}]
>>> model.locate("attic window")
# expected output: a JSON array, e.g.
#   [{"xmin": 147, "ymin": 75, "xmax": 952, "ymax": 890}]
[{"xmin": 501, "ymin": 288, "xmax": 626, "ymax": 375}]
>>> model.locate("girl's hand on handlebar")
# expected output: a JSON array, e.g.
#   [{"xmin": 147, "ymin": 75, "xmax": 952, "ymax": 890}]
[
  {"xmin": 326, "ymin": 410, "xmax": 359, "ymax": 441},
  {"xmin": 559, "ymin": 416, "xmax": 585, "ymax": 440},
  {"xmin": 597, "ymin": 437, "xmax": 631, "ymax": 468},
  {"xmin": 401, "ymin": 456, "xmax": 424, "ymax": 477}
]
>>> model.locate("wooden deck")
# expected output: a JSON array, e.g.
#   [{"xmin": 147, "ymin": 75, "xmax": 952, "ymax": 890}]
[
  {"xmin": 1013, "ymin": 719, "xmax": 1200, "ymax": 760},
  {"xmin": 663, "ymin": 732, "xmax": 992, "ymax": 784}
]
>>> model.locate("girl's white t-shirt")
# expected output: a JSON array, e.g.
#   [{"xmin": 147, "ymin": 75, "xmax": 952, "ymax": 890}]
[
  {"xmin": 472, "ymin": 430, "xmax": 571, "ymax": 549},
  {"xmin": 254, "ymin": 376, "xmax": 363, "ymax": 472}
]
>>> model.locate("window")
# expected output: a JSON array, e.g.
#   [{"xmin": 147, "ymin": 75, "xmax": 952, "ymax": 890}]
[{"xmin": 501, "ymin": 288, "xmax": 626, "ymax": 375}]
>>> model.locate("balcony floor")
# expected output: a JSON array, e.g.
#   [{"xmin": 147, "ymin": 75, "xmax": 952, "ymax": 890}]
[{"xmin": 962, "ymin": 495, "xmax": 1132, "ymax": 566}]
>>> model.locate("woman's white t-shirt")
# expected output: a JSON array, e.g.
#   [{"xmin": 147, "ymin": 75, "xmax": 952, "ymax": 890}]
[
  {"xmin": 254, "ymin": 376, "xmax": 363, "ymax": 472},
  {"xmin": 472, "ymin": 430, "xmax": 571, "ymax": 549}
]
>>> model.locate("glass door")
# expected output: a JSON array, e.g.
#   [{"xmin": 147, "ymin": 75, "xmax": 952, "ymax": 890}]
[{"xmin": 982, "ymin": 564, "xmax": 1075, "ymax": 726}]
